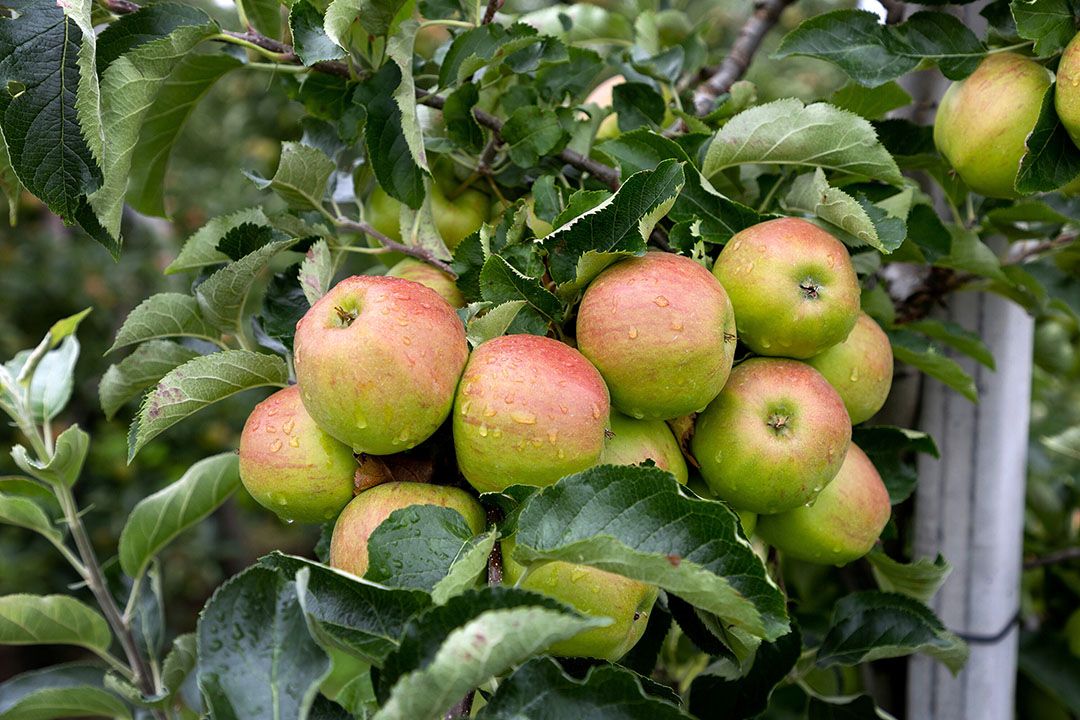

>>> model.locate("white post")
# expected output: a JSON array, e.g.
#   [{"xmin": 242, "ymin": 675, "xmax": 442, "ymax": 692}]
[{"xmin": 906, "ymin": 285, "xmax": 1033, "ymax": 720}]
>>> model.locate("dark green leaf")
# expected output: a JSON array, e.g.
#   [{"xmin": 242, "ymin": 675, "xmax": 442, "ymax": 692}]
[
  {"xmin": 290, "ymin": 1, "xmax": 344, "ymax": 66},
  {"xmin": 1017, "ymin": 83, "xmax": 1080, "ymax": 194},
  {"xmin": 438, "ymin": 23, "xmax": 539, "ymax": 89},
  {"xmin": 109, "ymin": 293, "xmax": 219, "ymax": 352},
  {"xmin": 597, "ymin": 128, "xmax": 690, "ymax": 177},
  {"xmin": 479, "ymin": 254, "xmax": 563, "ymax": 335},
  {"xmin": 0, "ymin": 664, "xmax": 130, "ymax": 720},
  {"xmin": 830, "ymin": 81, "xmax": 913, "ymax": 120},
  {"xmin": 196, "ymin": 239, "xmax": 297, "ymax": 332},
  {"xmin": 535, "ymin": 47, "xmax": 603, "ymax": 102},
  {"xmin": 239, "ymin": 0, "xmax": 282, "ymax": 39},
  {"xmin": 807, "ymin": 695, "xmax": 882, "ymax": 720},
  {"xmin": 613, "ymin": 83, "xmax": 666, "ymax": 132},
  {"xmin": 1018, "ymin": 629, "xmax": 1080, "ymax": 713},
  {"xmin": 99, "ymin": 340, "xmax": 201, "ymax": 419},
  {"xmin": 95, "ymin": 3, "xmax": 211, "ymax": 72},
  {"xmin": 904, "ymin": 318, "xmax": 995, "ymax": 368},
  {"xmin": 1012, "ymin": 0, "xmax": 1077, "ymax": 56},
  {"xmin": 166, "ymin": 207, "xmax": 273, "ymax": 273},
  {"xmin": 365, "ymin": 505, "xmax": 482, "ymax": 592},
  {"xmin": 245, "ymin": 142, "xmax": 334, "ymax": 213},
  {"xmin": 501, "ymin": 106, "xmax": 568, "ymax": 168},
  {"xmin": 257, "ymin": 265, "xmax": 309, "ymax": 352},
  {"xmin": 443, "ymin": 83, "xmax": 485, "ymax": 152},
  {"xmin": 353, "ymin": 64, "xmax": 424, "ymax": 208},
  {"xmin": 478, "ymin": 657, "xmax": 692, "ymax": 719},
  {"xmin": 688, "ymin": 625, "xmax": 801, "ymax": 720},
  {"xmin": 217, "ymin": 222, "xmax": 276, "ymax": 261},
  {"xmin": 852, "ymin": 425, "xmax": 938, "ymax": 504}
]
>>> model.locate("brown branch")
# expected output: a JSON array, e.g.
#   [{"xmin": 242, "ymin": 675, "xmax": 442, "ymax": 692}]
[
  {"xmin": 336, "ymin": 218, "xmax": 458, "ymax": 275},
  {"xmin": 692, "ymin": 0, "xmax": 795, "ymax": 116},
  {"xmin": 880, "ymin": 0, "xmax": 906, "ymax": 24},
  {"xmin": 481, "ymin": 0, "xmax": 503, "ymax": 25},
  {"xmin": 1024, "ymin": 546, "xmax": 1080, "ymax": 569}
]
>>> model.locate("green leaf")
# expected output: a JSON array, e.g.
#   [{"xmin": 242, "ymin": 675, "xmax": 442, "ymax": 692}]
[
  {"xmin": 166, "ymin": 207, "xmax": 273, "ymax": 274},
  {"xmin": 867, "ymin": 550, "xmax": 951, "ymax": 604},
  {"xmin": 613, "ymin": 83, "xmax": 666, "ymax": 132},
  {"xmin": 247, "ymin": 142, "xmax": 334, "ymax": 213},
  {"xmin": 465, "ymin": 301, "xmax": 527, "ymax": 347},
  {"xmin": 159, "ymin": 633, "xmax": 197, "ymax": 708},
  {"xmin": 443, "ymin": 83, "xmax": 485, "ymax": 152},
  {"xmin": 11, "ymin": 425, "xmax": 89, "ymax": 488},
  {"xmin": 258, "ymin": 265, "xmax": 309, "ymax": 352},
  {"xmin": 479, "ymin": 255, "xmax": 563, "ymax": 334},
  {"xmin": 259, "ymin": 552, "xmax": 431, "ymax": 665},
  {"xmin": 128, "ymin": 350, "xmax": 288, "ymax": 460},
  {"xmin": 6, "ymin": 336, "xmax": 80, "ymax": 422},
  {"xmin": 478, "ymin": 657, "xmax": 692, "ymax": 719},
  {"xmin": 807, "ymin": 695, "xmax": 885, "ymax": 720},
  {"xmin": 387, "ymin": 20, "xmax": 428, "ymax": 174},
  {"xmin": 109, "ymin": 293, "xmax": 219, "ymax": 352},
  {"xmin": 291, "ymin": 1, "xmax": 345, "ymax": 66},
  {"xmin": 127, "ymin": 52, "xmax": 243, "ymax": 217},
  {"xmin": 1012, "ymin": 0, "xmax": 1076, "ymax": 56},
  {"xmin": 431, "ymin": 531, "xmax": 495, "ymax": 605},
  {"xmin": 1018, "ymin": 629, "xmax": 1080, "ymax": 714},
  {"xmin": 903, "ymin": 318, "xmax": 994, "ymax": 369},
  {"xmin": 0, "ymin": 0, "xmax": 102, "ymax": 228},
  {"xmin": 438, "ymin": 24, "xmax": 540, "ymax": 89},
  {"xmin": 542, "ymin": 160, "xmax": 685, "ymax": 295},
  {"xmin": 783, "ymin": 169, "xmax": 902, "ymax": 253},
  {"xmin": 46, "ymin": 308, "xmax": 92, "ymax": 348},
  {"xmin": 934, "ymin": 226, "xmax": 1006, "ymax": 282},
  {"xmin": 119, "ymin": 453, "xmax": 240, "ymax": 579},
  {"xmin": 702, "ymin": 99, "xmax": 903, "ymax": 185},
  {"xmin": 513, "ymin": 464, "xmax": 789, "ymax": 641},
  {"xmin": 195, "ymin": 238, "xmax": 296, "ymax": 332},
  {"xmin": 501, "ymin": 106, "xmax": 568, "ymax": 167},
  {"xmin": 851, "ymin": 425, "xmax": 938, "ymax": 504},
  {"xmin": 88, "ymin": 15, "xmax": 218, "ymax": 243},
  {"xmin": 239, "ymin": 0, "xmax": 281, "ymax": 38},
  {"xmin": 197, "ymin": 566, "xmax": 331, "ymax": 720},
  {"xmin": 597, "ymin": 127, "xmax": 691, "ymax": 177},
  {"xmin": 669, "ymin": 170, "xmax": 764, "ymax": 248},
  {"xmin": 99, "ymin": 341, "xmax": 201, "ymax": 420},
  {"xmin": 353, "ymin": 64, "xmax": 424, "ymax": 208},
  {"xmin": 0, "ymin": 664, "xmax": 131, "ymax": 720},
  {"xmin": 688, "ymin": 625, "xmax": 802, "ymax": 720},
  {"xmin": 299, "ymin": 239, "xmax": 333, "ymax": 305},
  {"xmin": 365, "ymin": 506, "xmax": 485, "ymax": 592},
  {"xmin": 0, "ymin": 595, "xmax": 111, "ymax": 654},
  {"xmin": 373, "ymin": 586, "xmax": 608, "ymax": 720},
  {"xmin": 888, "ymin": 328, "xmax": 978, "ymax": 402},
  {"xmin": 0, "ymin": 494, "xmax": 60, "ymax": 544},
  {"xmin": 816, "ymin": 591, "xmax": 968, "ymax": 674},
  {"xmin": 775, "ymin": 10, "xmax": 985, "ymax": 87},
  {"xmin": 830, "ymin": 81, "xmax": 913, "ymax": 120},
  {"xmin": 326, "ymin": 0, "xmax": 406, "ymax": 40},
  {"xmin": 1017, "ymin": 83, "xmax": 1080, "ymax": 194}
]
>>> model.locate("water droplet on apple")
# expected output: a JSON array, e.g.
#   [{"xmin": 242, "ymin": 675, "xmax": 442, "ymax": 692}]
[
  {"xmin": 849, "ymin": 369, "xmax": 859, "ymax": 382},
  {"xmin": 478, "ymin": 424, "xmax": 489, "ymax": 437},
  {"xmin": 270, "ymin": 439, "xmax": 283, "ymax": 453},
  {"xmin": 484, "ymin": 406, "xmax": 496, "ymax": 417},
  {"xmin": 276, "ymin": 496, "xmax": 288, "ymax": 506},
  {"xmin": 403, "ymin": 336, "xmax": 412, "ymax": 346},
  {"xmin": 630, "ymin": 409, "xmax": 645, "ymax": 419},
  {"xmin": 548, "ymin": 431, "xmax": 558, "ymax": 443},
  {"xmin": 289, "ymin": 437, "xmax": 299, "ymax": 448},
  {"xmin": 265, "ymin": 424, "xmax": 278, "ymax": 434},
  {"xmin": 670, "ymin": 320, "xmax": 684, "ymax": 331},
  {"xmin": 492, "ymin": 428, "xmax": 502, "ymax": 438},
  {"xmin": 461, "ymin": 401, "xmax": 472, "ymax": 415},
  {"xmin": 591, "ymin": 404, "xmax": 602, "ymax": 419},
  {"xmin": 760, "ymin": 338, "xmax": 772, "ymax": 349},
  {"xmin": 627, "ymin": 327, "xmax": 638, "ymax": 339},
  {"xmin": 654, "ymin": 295, "xmax": 669, "ymax": 307},
  {"xmin": 511, "ymin": 411, "xmax": 537, "ymax": 425}
]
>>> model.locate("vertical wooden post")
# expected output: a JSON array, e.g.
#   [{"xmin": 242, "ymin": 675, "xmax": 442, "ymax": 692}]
[{"xmin": 906, "ymin": 285, "xmax": 1033, "ymax": 720}]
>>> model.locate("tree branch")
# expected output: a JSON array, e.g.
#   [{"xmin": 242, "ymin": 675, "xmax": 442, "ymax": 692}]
[
  {"xmin": 1024, "ymin": 546, "xmax": 1080, "ymax": 569},
  {"xmin": 335, "ymin": 217, "xmax": 458, "ymax": 275},
  {"xmin": 481, "ymin": 0, "xmax": 503, "ymax": 25},
  {"xmin": 692, "ymin": 0, "xmax": 795, "ymax": 116}
]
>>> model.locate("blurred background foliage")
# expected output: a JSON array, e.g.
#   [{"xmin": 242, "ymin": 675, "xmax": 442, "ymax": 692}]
[{"xmin": 0, "ymin": 0, "xmax": 1076, "ymax": 715}]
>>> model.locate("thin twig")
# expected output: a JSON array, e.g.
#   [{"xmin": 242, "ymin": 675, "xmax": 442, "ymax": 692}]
[
  {"xmin": 1024, "ymin": 546, "xmax": 1080, "ymax": 569},
  {"xmin": 481, "ymin": 0, "xmax": 503, "ymax": 25},
  {"xmin": 880, "ymin": 0, "xmax": 906, "ymax": 24},
  {"xmin": 692, "ymin": 0, "xmax": 796, "ymax": 116},
  {"xmin": 335, "ymin": 217, "xmax": 458, "ymax": 275}
]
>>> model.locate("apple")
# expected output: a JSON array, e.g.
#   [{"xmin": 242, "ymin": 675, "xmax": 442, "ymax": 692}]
[
  {"xmin": 501, "ymin": 537, "xmax": 658, "ymax": 661},
  {"xmin": 805, "ymin": 311, "xmax": 893, "ymax": 425},
  {"xmin": 936, "ymin": 52, "xmax": 1051, "ymax": 198},
  {"xmin": 365, "ymin": 183, "xmax": 489, "ymax": 255},
  {"xmin": 601, "ymin": 411, "xmax": 689, "ymax": 484},
  {"xmin": 691, "ymin": 358, "xmax": 851, "ymax": 514},
  {"xmin": 238, "ymin": 385, "xmax": 356, "ymax": 523},
  {"xmin": 585, "ymin": 74, "xmax": 624, "ymax": 107},
  {"xmin": 737, "ymin": 508, "xmax": 757, "ymax": 537},
  {"xmin": 1057, "ymin": 34, "xmax": 1080, "ymax": 148},
  {"xmin": 577, "ymin": 252, "xmax": 737, "ymax": 419},
  {"xmin": 294, "ymin": 275, "xmax": 468, "ymax": 454},
  {"xmin": 453, "ymin": 334, "xmax": 610, "ymax": 492},
  {"xmin": 757, "ymin": 443, "xmax": 890, "ymax": 566},
  {"xmin": 712, "ymin": 217, "xmax": 860, "ymax": 359},
  {"xmin": 415, "ymin": 23, "xmax": 451, "ymax": 59},
  {"xmin": 386, "ymin": 258, "xmax": 465, "ymax": 308},
  {"xmin": 329, "ymin": 481, "xmax": 486, "ymax": 578},
  {"xmin": 525, "ymin": 196, "xmax": 554, "ymax": 238}
]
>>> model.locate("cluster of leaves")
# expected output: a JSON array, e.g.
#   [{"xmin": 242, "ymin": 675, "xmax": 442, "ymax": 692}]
[{"xmin": 2, "ymin": 0, "xmax": 1080, "ymax": 715}]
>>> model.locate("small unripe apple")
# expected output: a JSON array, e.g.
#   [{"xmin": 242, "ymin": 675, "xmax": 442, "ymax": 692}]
[
  {"xmin": 737, "ymin": 508, "xmax": 757, "ymax": 537},
  {"xmin": 577, "ymin": 252, "xmax": 737, "ymax": 419},
  {"xmin": 601, "ymin": 411, "xmax": 689, "ymax": 484},
  {"xmin": 367, "ymin": 186, "xmax": 403, "ymax": 242},
  {"xmin": 415, "ymin": 23, "xmax": 451, "ymax": 59},
  {"xmin": 329, "ymin": 482, "xmax": 486, "ymax": 578},
  {"xmin": 294, "ymin": 275, "xmax": 468, "ymax": 455},
  {"xmin": 757, "ymin": 443, "xmax": 890, "ymax": 566},
  {"xmin": 238, "ymin": 385, "xmax": 356, "ymax": 523},
  {"xmin": 692, "ymin": 358, "xmax": 851, "ymax": 514},
  {"xmin": 805, "ymin": 312, "xmax": 893, "ymax": 425},
  {"xmin": 386, "ymin": 258, "xmax": 465, "ymax": 308},
  {"xmin": 936, "ymin": 52, "xmax": 1051, "ymax": 198},
  {"xmin": 713, "ymin": 217, "xmax": 860, "ymax": 359},
  {"xmin": 525, "ymin": 196, "xmax": 554, "ymax": 238},
  {"xmin": 502, "ymin": 537, "xmax": 658, "ymax": 661},
  {"xmin": 453, "ymin": 334, "xmax": 610, "ymax": 492}
]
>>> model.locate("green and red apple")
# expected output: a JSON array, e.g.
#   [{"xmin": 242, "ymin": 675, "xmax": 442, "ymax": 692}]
[
  {"xmin": 294, "ymin": 275, "xmax": 468, "ymax": 455},
  {"xmin": 806, "ymin": 311, "xmax": 893, "ymax": 425},
  {"xmin": 577, "ymin": 252, "xmax": 737, "ymax": 419},
  {"xmin": 601, "ymin": 411, "xmax": 689, "ymax": 484},
  {"xmin": 502, "ymin": 537, "xmax": 658, "ymax": 661},
  {"xmin": 713, "ymin": 218, "xmax": 860, "ymax": 359},
  {"xmin": 329, "ymin": 481, "xmax": 486, "ymax": 578},
  {"xmin": 692, "ymin": 358, "xmax": 851, "ymax": 514},
  {"xmin": 238, "ymin": 385, "xmax": 357, "ymax": 523},
  {"xmin": 386, "ymin": 258, "xmax": 465, "ymax": 308},
  {"xmin": 936, "ymin": 52, "xmax": 1051, "ymax": 198},
  {"xmin": 453, "ymin": 334, "xmax": 610, "ymax": 492},
  {"xmin": 757, "ymin": 443, "xmax": 891, "ymax": 566}
]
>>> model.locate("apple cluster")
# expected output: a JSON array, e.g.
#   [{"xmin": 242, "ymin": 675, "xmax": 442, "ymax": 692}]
[{"xmin": 237, "ymin": 216, "xmax": 894, "ymax": 661}]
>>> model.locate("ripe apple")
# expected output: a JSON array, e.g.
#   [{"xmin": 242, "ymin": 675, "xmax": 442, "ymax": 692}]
[
  {"xmin": 453, "ymin": 334, "xmax": 610, "ymax": 492},
  {"xmin": 713, "ymin": 217, "xmax": 860, "ymax": 359},
  {"xmin": 805, "ymin": 311, "xmax": 893, "ymax": 425},
  {"xmin": 329, "ymin": 481, "xmax": 486, "ymax": 578},
  {"xmin": 691, "ymin": 358, "xmax": 851, "ymax": 514},
  {"xmin": 577, "ymin": 252, "xmax": 737, "ymax": 419},
  {"xmin": 756, "ymin": 443, "xmax": 890, "ymax": 566},
  {"xmin": 501, "ymin": 537, "xmax": 658, "ymax": 661},
  {"xmin": 386, "ymin": 258, "xmax": 465, "ymax": 308},
  {"xmin": 238, "ymin": 385, "xmax": 356, "ymax": 523},
  {"xmin": 936, "ymin": 52, "xmax": 1051, "ymax": 198},
  {"xmin": 294, "ymin": 275, "xmax": 468, "ymax": 455},
  {"xmin": 365, "ymin": 183, "xmax": 489, "ymax": 255},
  {"xmin": 601, "ymin": 411, "xmax": 689, "ymax": 484}
]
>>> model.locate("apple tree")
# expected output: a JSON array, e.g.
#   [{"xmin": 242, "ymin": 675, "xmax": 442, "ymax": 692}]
[{"xmin": 0, "ymin": 0, "xmax": 1077, "ymax": 716}]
